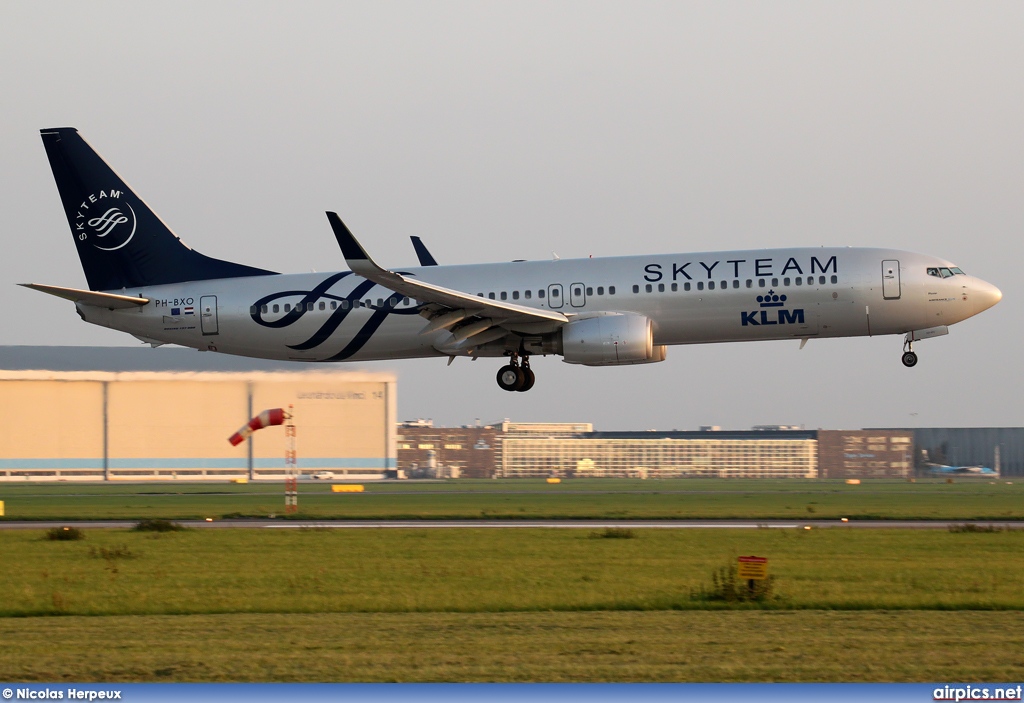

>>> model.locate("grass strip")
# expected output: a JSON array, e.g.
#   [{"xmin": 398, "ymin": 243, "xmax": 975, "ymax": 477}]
[
  {"xmin": 3, "ymin": 528, "xmax": 1024, "ymax": 616},
  {"xmin": 1, "ymin": 610, "xmax": 1022, "ymax": 682}
]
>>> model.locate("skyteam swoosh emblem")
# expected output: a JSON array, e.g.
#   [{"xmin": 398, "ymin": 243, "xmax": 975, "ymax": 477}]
[
  {"xmin": 250, "ymin": 272, "xmax": 424, "ymax": 360},
  {"xmin": 90, "ymin": 203, "xmax": 137, "ymax": 251}
]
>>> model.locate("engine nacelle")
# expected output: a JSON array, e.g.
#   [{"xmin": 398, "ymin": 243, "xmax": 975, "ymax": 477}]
[{"xmin": 560, "ymin": 314, "xmax": 666, "ymax": 366}]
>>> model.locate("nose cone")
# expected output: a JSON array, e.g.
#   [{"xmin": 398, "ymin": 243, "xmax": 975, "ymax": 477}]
[{"xmin": 973, "ymin": 279, "xmax": 1002, "ymax": 313}]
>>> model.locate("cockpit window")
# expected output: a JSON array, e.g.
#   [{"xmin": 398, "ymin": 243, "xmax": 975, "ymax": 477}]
[
  {"xmin": 950, "ymin": 267, "xmax": 965, "ymax": 275},
  {"xmin": 928, "ymin": 267, "xmax": 955, "ymax": 278},
  {"xmin": 927, "ymin": 268, "xmax": 939, "ymax": 277}
]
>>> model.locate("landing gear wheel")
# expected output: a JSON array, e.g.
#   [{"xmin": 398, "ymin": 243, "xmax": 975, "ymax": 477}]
[
  {"xmin": 901, "ymin": 351, "xmax": 918, "ymax": 368},
  {"xmin": 518, "ymin": 366, "xmax": 536, "ymax": 392},
  {"xmin": 497, "ymin": 364, "xmax": 525, "ymax": 391}
]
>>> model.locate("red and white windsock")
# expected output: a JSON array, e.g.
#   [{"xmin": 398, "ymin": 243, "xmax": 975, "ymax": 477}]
[{"xmin": 228, "ymin": 408, "xmax": 289, "ymax": 446}]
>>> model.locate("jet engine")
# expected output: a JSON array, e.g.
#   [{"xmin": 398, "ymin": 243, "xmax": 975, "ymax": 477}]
[{"xmin": 560, "ymin": 313, "xmax": 667, "ymax": 366}]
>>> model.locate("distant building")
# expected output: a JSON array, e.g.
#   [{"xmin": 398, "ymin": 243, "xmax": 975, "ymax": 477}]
[
  {"xmin": 816, "ymin": 430, "xmax": 913, "ymax": 479},
  {"xmin": 872, "ymin": 427, "xmax": 1024, "ymax": 477},
  {"xmin": 396, "ymin": 422, "xmax": 499, "ymax": 478}
]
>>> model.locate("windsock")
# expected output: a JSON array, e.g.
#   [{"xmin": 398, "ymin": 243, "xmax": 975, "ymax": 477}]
[{"xmin": 229, "ymin": 408, "xmax": 288, "ymax": 446}]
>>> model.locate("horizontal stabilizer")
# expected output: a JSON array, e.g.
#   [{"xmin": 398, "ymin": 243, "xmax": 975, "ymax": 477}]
[{"xmin": 20, "ymin": 283, "xmax": 148, "ymax": 309}]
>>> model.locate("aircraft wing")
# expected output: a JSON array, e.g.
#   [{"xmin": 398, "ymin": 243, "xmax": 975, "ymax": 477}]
[
  {"xmin": 20, "ymin": 283, "xmax": 149, "ymax": 309},
  {"xmin": 327, "ymin": 212, "xmax": 568, "ymax": 329}
]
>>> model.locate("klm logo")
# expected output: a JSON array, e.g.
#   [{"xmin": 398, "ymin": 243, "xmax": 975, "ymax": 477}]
[{"xmin": 741, "ymin": 291, "xmax": 805, "ymax": 326}]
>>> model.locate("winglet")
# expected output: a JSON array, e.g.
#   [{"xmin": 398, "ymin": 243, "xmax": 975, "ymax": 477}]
[
  {"xmin": 327, "ymin": 212, "xmax": 370, "ymax": 262},
  {"xmin": 411, "ymin": 236, "xmax": 438, "ymax": 266}
]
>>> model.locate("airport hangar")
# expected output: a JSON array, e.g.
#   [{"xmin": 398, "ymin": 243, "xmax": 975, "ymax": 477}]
[{"xmin": 0, "ymin": 370, "xmax": 396, "ymax": 481}]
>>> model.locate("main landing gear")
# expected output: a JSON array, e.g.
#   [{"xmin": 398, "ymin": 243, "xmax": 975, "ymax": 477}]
[
  {"xmin": 496, "ymin": 354, "xmax": 535, "ymax": 392},
  {"xmin": 901, "ymin": 339, "xmax": 918, "ymax": 368}
]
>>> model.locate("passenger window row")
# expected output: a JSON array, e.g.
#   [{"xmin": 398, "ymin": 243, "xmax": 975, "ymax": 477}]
[
  {"xmin": 250, "ymin": 297, "xmax": 418, "ymax": 315},
  {"xmin": 632, "ymin": 275, "xmax": 838, "ymax": 294},
  {"xmin": 476, "ymin": 287, "xmax": 617, "ymax": 301}
]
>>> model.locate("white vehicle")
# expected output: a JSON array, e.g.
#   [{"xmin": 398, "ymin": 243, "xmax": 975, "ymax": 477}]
[
  {"xmin": 26, "ymin": 128, "xmax": 1002, "ymax": 392},
  {"xmin": 311, "ymin": 471, "xmax": 335, "ymax": 480}
]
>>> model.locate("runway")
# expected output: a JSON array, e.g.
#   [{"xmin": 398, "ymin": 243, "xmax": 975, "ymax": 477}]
[{"xmin": 0, "ymin": 519, "xmax": 1019, "ymax": 530}]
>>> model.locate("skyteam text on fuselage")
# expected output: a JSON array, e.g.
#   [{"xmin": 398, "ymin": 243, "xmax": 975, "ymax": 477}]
[{"xmin": 25, "ymin": 128, "xmax": 1002, "ymax": 392}]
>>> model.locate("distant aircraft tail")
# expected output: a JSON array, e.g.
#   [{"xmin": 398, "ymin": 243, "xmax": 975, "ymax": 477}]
[{"xmin": 40, "ymin": 128, "xmax": 274, "ymax": 291}]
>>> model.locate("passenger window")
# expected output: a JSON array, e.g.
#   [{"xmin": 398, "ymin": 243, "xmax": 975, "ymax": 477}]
[
  {"xmin": 512, "ymin": 291, "xmax": 519, "ymax": 300},
  {"xmin": 818, "ymin": 276, "xmax": 826, "ymax": 285},
  {"xmin": 633, "ymin": 285, "xmax": 640, "ymax": 294},
  {"xmin": 671, "ymin": 283, "xmax": 677, "ymax": 292},
  {"xmin": 551, "ymin": 289, "xmax": 560, "ymax": 297},
  {"xmin": 249, "ymin": 306, "xmax": 257, "ymax": 315},
  {"xmin": 284, "ymin": 303, "xmax": 291, "ymax": 312},
  {"xmin": 608, "ymin": 286, "xmax": 616, "ymax": 295},
  {"xmin": 745, "ymin": 280, "xmax": 752, "ymax": 288},
  {"xmin": 783, "ymin": 278, "xmax": 790, "ymax": 286},
  {"xmin": 319, "ymin": 302, "xmax": 325, "ymax": 310},
  {"xmin": 645, "ymin": 284, "xmax": 652, "ymax": 293},
  {"xmin": 331, "ymin": 301, "xmax": 337, "ymax": 309},
  {"xmin": 377, "ymin": 298, "xmax": 383, "ymax": 307},
  {"xmin": 657, "ymin": 284, "xmax": 664, "ymax": 293},
  {"xmin": 307, "ymin": 302, "xmax": 314, "ymax": 311},
  {"xmin": 488, "ymin": 292, "xmax": 496, "ymax": 299},
  {"xmin": 525, "ymin": 290, "xmax": 532, "ymax": 299},
  {"xmin": 708, "ymin": 281, "xmax": 715, "ymax": 290},
  {"xmin": 539, "ymin": 290, "xmax": 545, "ymax": 298},
  {"xmin": 795, "ymin": 278, "xmax": 802, "ymax": 286},
  {"xmin": 697, "ymin": 281, "xmax": 704, "ymax": 291},
  {"xmin": 721, "ymin": 281, "xmax": 728, "ymax": 289},
  {"xmin": 596, "ymin": 287, "xmax": 604, "ymax": 295},
  {"xmin": 758, "ymin": 279, "xmax": 766, "ymax": 288},
  {"xmin": 261, "ymin": 305, "xmax": 268, "ymax": 313},
  {"xmin": 732, "ymin": 280, "xmax": 739, "ymax": 289},
  {"xmin": 684, "ymin": 282, "xmax": 691, "ymax": 291},
  {"xmin": 500, "ymin": 292, "xmax": 508, "ymax": 300},
  {"xmin": 575, "ymin": 287, "xmax": 583, "ymax": 296},
  {"xmin": 272, "ymin": 304, "xmax": 280, "ymax": 313},
  {"xmin": 830, "ymin": 275, "xmax": 838, "ymax": 284},
  {"xmin": 586, "ymin": 287, "xmax": 593, "ymax": 295},
  {"xmin": 772, "ymin": 278, "xmax": 779, "ymax": 287}
]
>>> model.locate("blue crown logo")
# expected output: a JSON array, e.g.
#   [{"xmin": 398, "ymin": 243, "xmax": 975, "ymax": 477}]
[{"xmin": 757, "ymin": 290, "xmax": 786, "ymax": 308}]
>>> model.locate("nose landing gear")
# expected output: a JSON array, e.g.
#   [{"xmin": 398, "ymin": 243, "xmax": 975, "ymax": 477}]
[
  {"xmin": 901, "ymin": 339, "xmax": 918, "ymax": 368},
  {"xmin": 496, "ymin": 353, "xmax": 536, "ymax": 392}
]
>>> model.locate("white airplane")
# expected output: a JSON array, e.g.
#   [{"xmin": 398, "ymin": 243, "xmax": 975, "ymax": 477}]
[{"xmin": 24, "ymin": 128, "xmax": 1002, "ymax": 392}]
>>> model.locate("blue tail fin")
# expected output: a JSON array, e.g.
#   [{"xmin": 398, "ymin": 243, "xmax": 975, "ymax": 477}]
[{"xmin": 40, "ymin": 128, "xmax": 275, "ymax": 291}]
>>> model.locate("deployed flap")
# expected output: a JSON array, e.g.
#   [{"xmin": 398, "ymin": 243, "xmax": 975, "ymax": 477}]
[
  {"xmin": 327, "ymin": 212, "xmax": 567, "ymax": 326},
  {"xmin": 20, "ymin": 283, "xmax": 149, "ymax": 309}
]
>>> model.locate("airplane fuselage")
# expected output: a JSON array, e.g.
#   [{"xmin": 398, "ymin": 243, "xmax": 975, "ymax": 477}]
[{"xmin": 78, "ymin": 246, "xmax": 998, "ymax": 363}]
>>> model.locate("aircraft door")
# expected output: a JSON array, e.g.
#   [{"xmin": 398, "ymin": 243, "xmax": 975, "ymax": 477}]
[
  {"xmin": 882, "ymin": 260, "xmax": 901, "ymax": 300},
  {"xmin": 200, "ymin": 295, "xmax": 219, "ymax": 335},
  {"xmin": 569, "ymin": 282, "xmax": 586, "ymax": 308},
  {"xmin": 547, "ymin": 284, "xmax": 564, "ymax": 309}
]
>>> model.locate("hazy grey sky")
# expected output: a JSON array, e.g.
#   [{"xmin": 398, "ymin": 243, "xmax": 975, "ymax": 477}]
[{"xmin": 2, "ymin": 1, "xmax": 1021, "ymax": 430}]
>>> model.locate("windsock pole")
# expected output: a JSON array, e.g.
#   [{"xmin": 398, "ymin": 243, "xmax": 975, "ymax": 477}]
[{"xmin": 285, "ymin": 404, "xmax": 298, "ymax": 514}]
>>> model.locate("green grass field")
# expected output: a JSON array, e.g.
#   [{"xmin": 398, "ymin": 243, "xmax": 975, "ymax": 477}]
[
  {"xmin": 3, "ymin": 611, "xmax": 1023, "ymax": 682},
  {"xmin": 1, "ymin": 478, "xmax": 1021, "ymax": 520},
  {"xmin": 2, "ymin": 480, "xmax": 1023, "ymax": 681},
  {"xmin": 1, "ymin": 527, "xmax": 1024, "ymax": 681},
  {"xmin": 5, "ymin": 528, "xmax": 1024, "ymax": 616}
]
